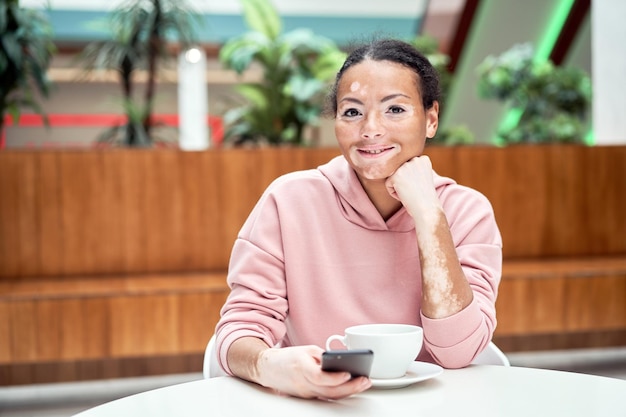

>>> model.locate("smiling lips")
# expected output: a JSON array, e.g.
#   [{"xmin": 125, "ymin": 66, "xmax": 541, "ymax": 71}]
[{"xmin": 358, "ymin": 146, "xmax": 395, "ymax": 156}]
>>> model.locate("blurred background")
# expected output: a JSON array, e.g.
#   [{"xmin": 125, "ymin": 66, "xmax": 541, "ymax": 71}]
[
  {"xmin": 1, "ymin": 0, "xmax": 625, "ymax": 415},
  {"xmin": 6, "ymin": 0, "xmax": 618, "ymax": 148}
]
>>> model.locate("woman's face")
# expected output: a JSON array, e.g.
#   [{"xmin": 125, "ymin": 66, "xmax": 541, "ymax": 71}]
[{"xmin": 334, "ymin": 59, "xmax": 438, "ymax": 183}]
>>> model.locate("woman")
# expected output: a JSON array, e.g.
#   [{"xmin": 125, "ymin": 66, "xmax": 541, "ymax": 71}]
[{"xmin": 214, "ymin": 39, "xmax": 502, "ymax": 399}]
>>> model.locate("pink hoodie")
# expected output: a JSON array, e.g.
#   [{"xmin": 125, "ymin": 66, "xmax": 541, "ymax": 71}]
[{"xmin": 215, "ymin": 155, "xmax": 502, "ymax": 373}]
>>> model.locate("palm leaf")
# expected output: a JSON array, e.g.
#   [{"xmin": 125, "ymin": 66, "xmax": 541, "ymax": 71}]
[
  {"xmin": 0, "ymin": 2, "xmax": 8, "ymax": 32},
  {"xmin": 220, "ymin": 0, "xmax": 344, "ymax": 146},
  {"xmin": 220, "ymin": 31, "xmax": 271, "ymax": 72},
  {"xmin": 1, "ymin": 32, "xmax": 23, "ymax": 71},
  {"xmin": 78, "ymin": 0, "xmax": 199, "ymax": 146},
  {"xmin": 0, "ymin": 1, "xmax": 54, "ymax": 131},
  {"xmin": 285, "ymin": 74, "xmax": 324, "ymax": 102},
  {"xmin": 241, "ymin": 0, "xmax": 281, "ymax": 40},
  {"xmin": 235, "ymin": 84, "xmax": 271, "ymax": 110},
  {"xmin": 311, "ymin": 48, "xmax": 346, "ymax": 81}
]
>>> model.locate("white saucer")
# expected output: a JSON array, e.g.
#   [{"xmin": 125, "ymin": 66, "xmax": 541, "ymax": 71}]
[{"xmin": 370, "ymin": 361, "xmax": 443, "ymax": 389}]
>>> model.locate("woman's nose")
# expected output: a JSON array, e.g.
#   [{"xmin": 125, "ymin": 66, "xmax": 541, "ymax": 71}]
[{"xmin": 360, "ymin": 114, "xmax": 385, "ymax": 139}]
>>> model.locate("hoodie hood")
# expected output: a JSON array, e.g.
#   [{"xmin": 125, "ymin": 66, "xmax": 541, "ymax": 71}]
[{"xmin": 318, "ymin": 156, "xmax": 456, "ymax": 232}]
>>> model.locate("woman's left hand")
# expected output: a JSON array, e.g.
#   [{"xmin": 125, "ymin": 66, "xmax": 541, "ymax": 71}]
[{"xmin": 385, "ymin": 155, "xmax": 441, "ymax": 219}]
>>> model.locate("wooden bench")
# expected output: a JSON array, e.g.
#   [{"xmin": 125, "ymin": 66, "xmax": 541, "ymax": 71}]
[
  {"xmin": 0, "ymin": 148, "xmax": 341, "ymax": 384},
  {"xmin": 496, "ymin": 257, "xmax": 626, "ymax": 351},
  {"xmin": 1, "ymin": 145, "xmax": 625, "ymax": 385},
  {"xmin": 0, "ymin": 272, "xmax": 229, "ymax": 384},
  {"xmin": 427, "ymin": 145, "xmax": 626, "ymax": 352}
]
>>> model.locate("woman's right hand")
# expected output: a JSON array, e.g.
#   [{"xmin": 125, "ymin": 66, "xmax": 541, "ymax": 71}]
[{"xmin": 228, "ymin": 338, "xmax": 371, "ymax": 399}]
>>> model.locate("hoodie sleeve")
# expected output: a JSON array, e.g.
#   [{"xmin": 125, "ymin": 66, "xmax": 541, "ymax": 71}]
[
  {"xmin": 214, "ymin": 185, "xmax": 289, "ymax": 375},
  {"xmin": 420, "ymin": 183, "xmax": 503, "ymax": 368}
]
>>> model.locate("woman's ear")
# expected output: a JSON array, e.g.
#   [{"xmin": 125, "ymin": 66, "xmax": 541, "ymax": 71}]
[{"xmin": 425, "ymin": 101, "xmax": 439, "ymax": 139}]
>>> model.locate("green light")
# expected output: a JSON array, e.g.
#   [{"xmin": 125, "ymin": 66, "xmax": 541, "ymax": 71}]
[
  {"xmin": 497, "ymin": 0, "xmax": 576, "ymax": 140},
  {"xmin": 497, "ymin": 108, "xmax": 523, "ymax": 144},
  {"xmin": 535, "ymin": 0, "xmax": 576, "ymax": 62},
  {"xmin": 584, "ymin": 129, "xmax": 594, "ymax": 145}
]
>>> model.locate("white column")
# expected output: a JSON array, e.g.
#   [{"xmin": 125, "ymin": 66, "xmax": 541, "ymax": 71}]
[
  {"xmin": 178, "ymin": 47, "xmax": 209, "ymax": 150},
  {"xmin": 592, "ymin": 0, "xmax": 626, "ymax": 144}
]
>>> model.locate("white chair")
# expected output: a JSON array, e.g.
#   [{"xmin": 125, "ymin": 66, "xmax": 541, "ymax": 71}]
[
  {"xmin": 472, "ymin": 341, "xmax": 510, "ymax": 366},
  {"xmin": 203, "ymin": 335, "xmax": 227, "ymax": 378}
]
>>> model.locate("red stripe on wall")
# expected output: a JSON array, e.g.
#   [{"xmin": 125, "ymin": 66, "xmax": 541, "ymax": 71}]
[{"xmin": 1, "ymin": 114, "xmax": 223, "ymax": 148}]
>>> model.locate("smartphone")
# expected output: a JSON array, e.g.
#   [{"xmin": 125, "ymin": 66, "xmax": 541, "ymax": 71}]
[{"xmin": 321, "ymin": 349, "xmax": 374, "ymax": 378}]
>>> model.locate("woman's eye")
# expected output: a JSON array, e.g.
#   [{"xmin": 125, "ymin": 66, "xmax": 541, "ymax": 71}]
[
  {"xmin": 389, "ymin": 106, "xmax": 405, "ymax": 114},
  {"xmin": 342, "ymin": 108, "xmax": 361, "ymax": 117}
]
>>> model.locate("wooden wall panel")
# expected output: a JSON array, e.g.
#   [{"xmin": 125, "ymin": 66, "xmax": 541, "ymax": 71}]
[
  {"xmin": 0, "ymin": 273, "xmax": 231, "ymax": 369},
  {"xmin": 145, "ymin": 294, "xmax": 180, "ymax": 355},
  {"xmin": 583, "ymin": 147, "xmax": 626, "ymax": 255},
  {"xmin": 0, "ymin": 146, "xmax": 624, "ymax": 384},
  {"xmin": 495, "ymin": 276, "xmax": 566, "ymax": 336},
  {"xmin": 37, "ymin": 153, "xmax": 64, "ymax": 276},
  {"xmin": 15, "ymin": 153, "xmax": 39, "ymax": 277},
  {"xmin": 69, "ymin": 297, "xmax": 109, "ymax": 360},
  {"xmin": 429, "ymin": 145, "xmax": 626, "ymax": 259},
  {"xmin": 109, "ymin": 293, "xmax": 178, "ymax": 357},
  {"xmin": 178, "ymin": 292, "xmax": 229, "ymax": 353},
  {"xmin": 157, "ymin": 151, "xmax": 182, "ymax": 270},
  {"xmin": 217, "ymin": 150, "xmax": 265, "ymax": 262},
  {"xmin": 35, "ymin": 299, "xmax": 62, "ymax": 361},
  {"xmin": 0, "ymin": 152, "xmax": 20, "ymax": 277},
  {"xmin": 258, "ymin": 147, "xmax": 306, "ymax": 186},
  {"xmin": 107, "ymin": 290, "xmax": 227, "ymax": 357},
  {"xmin": 496, "ymin": 258, "xmax": 626, "ymax": 338},
  {"xmin": 95, "ymin": 152, "xmax": 127, "ymax": 274},
  {"xmin": 177, "ymin": 152, "xmax": 222, "ymax": 270},
  {"xmin": 497, "ymin": 146, "xmax": 549, "ymax": 258},
  {"xmin": 425, "ymin": 145, "xmax": 458, "ymax": 179},
  {"xmin": 58, "ymin": 299, "xmax": 85, "ymax": 360},
  {"xmin": 548, "ymin": 146, "xmax": 625, "ymax": 257},
  {"xmin": 8, "ymin": 301, "xmax": 38, "ymax": 362},
  {"xmin": 429, "ymin": 146, "xmax": 552, "ymax": 258},
  {"xmin": 564, "ymin": 275, "xmax": 626, "ymax": 331},
  {"xmin": 139, "ymin": 151, "xmax": 165, "ymax": 272},
  {"xmin": 1, "ymin": 147, "xmax": 623, "ymax": 268},
  {"xmin": 2, "ymin": 145, "xmax": 624, "ymax": 278},
  {"xmin": 31, "ymin": 147, "xmax": 605, "ymax": 277},
  {"xmin": 198, "ymin": 151, "xmax": 228, "ymax": 270},
  {"xmin": 544, "ymin": 146, "xmax": 586, "ymax": 256},
  {"xmin": 119, "ymin": 150, "xmax": 151, "ymax": 272},
  {"xmin": 0, "ymin": 302, "xmax": 10, "ymax": 362},
  {"xmin": 0, "ymin": 149, "xmax": 253, "ymax": 277},
  {"xmin": 0, "ymin": 152, "xmax": 39, "ymax": 278},
  {"xmin": 305, "ymin": 147, "xmax": 342, "ymax": 169},
  {"xmin": 108, "ymin": 296, "xmax": 142, "ymax": 357},
  {"xmin": 58, "ymin": 152, "xmax": 105, "ymax": 275}
]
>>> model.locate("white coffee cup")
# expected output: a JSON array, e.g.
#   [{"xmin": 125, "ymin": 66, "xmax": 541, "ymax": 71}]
[{"xmin": 325, "ymin": 324, "xmax": 423, "ymax": 379}]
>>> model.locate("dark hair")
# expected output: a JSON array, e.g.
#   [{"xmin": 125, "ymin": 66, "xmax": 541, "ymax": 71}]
[{"xmin": 326, "ymin": 38, "xmax": 440, "ymax": 117}]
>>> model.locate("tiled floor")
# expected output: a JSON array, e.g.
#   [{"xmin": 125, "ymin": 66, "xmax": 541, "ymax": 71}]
[{"xmin": 2, "ymin": 347, "xmax": 625, "ymax": 417}]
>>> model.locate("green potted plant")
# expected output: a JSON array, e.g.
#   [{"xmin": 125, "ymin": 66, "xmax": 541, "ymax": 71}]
[
  {"xmin": 219, "ymin": 0, "xmax": 346, "ymax": 146},
  {"xmin": 0, "ymin": 0, "xmax": 55, "ymax": 137},
  {"xmin": 477, "ymin": 43, "xmax": 591, "ymax": 145},
  {"xmin": 79, "ymin": 0, "xmax": 199, "ymax": 147}
]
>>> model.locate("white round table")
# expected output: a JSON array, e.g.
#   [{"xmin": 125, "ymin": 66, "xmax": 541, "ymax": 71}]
[{"xmin": 74, "ymin": 365, "xmax": 626, "ymax": 417}]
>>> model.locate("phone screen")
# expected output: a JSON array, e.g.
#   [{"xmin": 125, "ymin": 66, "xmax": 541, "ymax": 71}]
[{"xmin": 321, "ymin": 349, "xmax": 374, "ymax": 377}]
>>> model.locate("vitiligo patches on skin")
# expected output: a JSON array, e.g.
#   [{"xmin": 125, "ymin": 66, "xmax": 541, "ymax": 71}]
[{"xmin": 419, "ymin": 211, "xmax": 464, "ymax": 318}]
